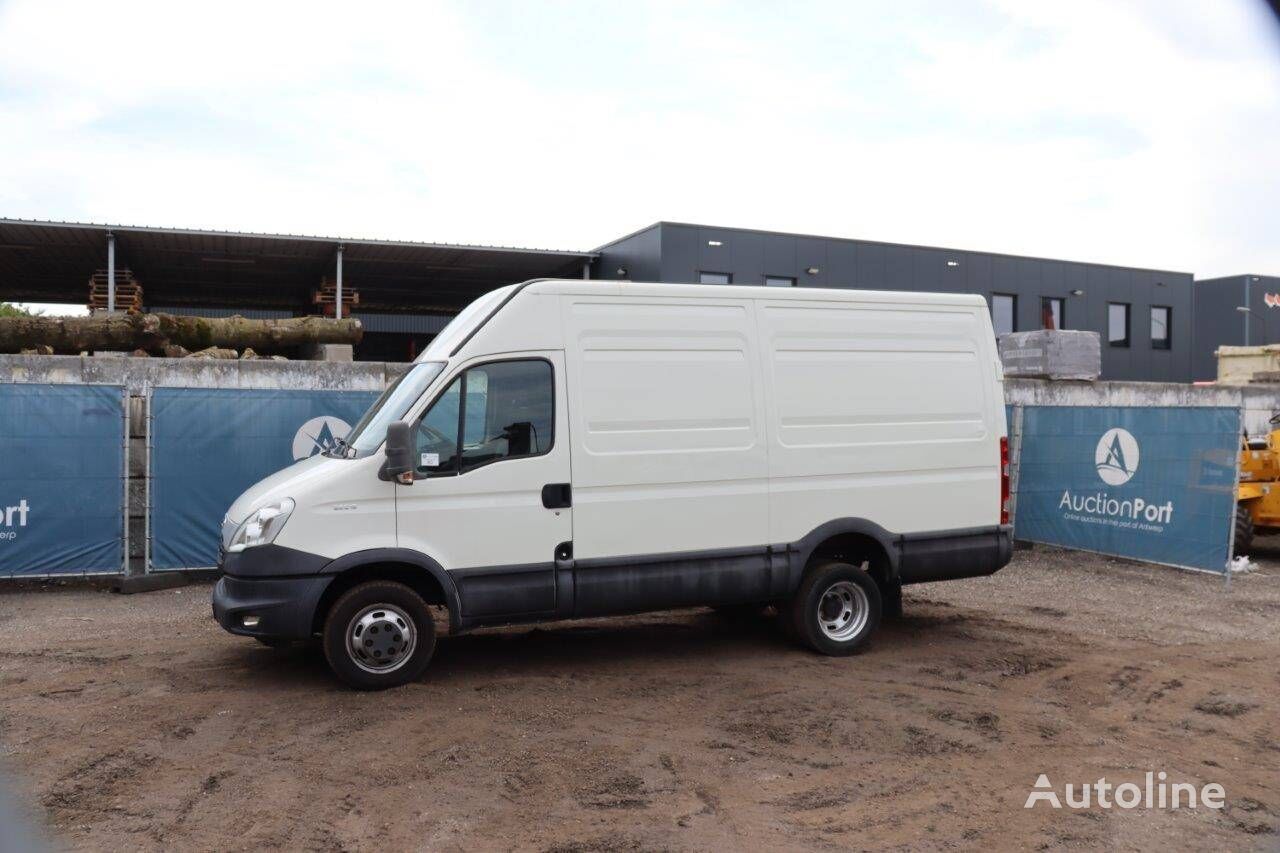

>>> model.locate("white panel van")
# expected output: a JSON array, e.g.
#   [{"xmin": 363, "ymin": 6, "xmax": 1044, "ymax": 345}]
[{"xmin": 213, "ymin": 281, "xmax": 1012, "ymax": 689}]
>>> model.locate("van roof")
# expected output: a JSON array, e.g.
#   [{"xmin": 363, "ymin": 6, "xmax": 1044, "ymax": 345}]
[
  {"xmin": 521, "ymin": 278, "xmax": 989, "ymax": 308},
  {"xmin": 417, "ymin": 278, "xmax": 990, "ymax": 363}
]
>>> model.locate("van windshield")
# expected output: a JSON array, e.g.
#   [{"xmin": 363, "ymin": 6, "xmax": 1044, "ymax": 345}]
[{"xmin": 343, "ymin": 361, "xmax": 446, "ymax": 456}]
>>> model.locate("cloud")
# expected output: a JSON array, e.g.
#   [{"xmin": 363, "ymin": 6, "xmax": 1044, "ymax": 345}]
[{"xmin": 0, "ymin": 0, "xmax": 1277, "ymax": 278}]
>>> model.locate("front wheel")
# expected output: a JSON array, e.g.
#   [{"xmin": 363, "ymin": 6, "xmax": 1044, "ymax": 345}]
[
  {"xmin": 323, "ymin": 581, "xmax": 436, "ymax": 690},
  {"xmin": 787, "ymin": 561, "xmax": 882, "ymax": 656}
]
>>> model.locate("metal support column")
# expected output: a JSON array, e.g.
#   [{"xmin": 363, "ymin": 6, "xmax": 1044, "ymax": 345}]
[
  {"xmin": 106, "ymin": 231, "xmax": 116, "ymax": 314},
  {"xmin": 335, "ymin": 245, "xmax": 344, "ymax": 320},
  {"xmin": 582, "ymin": 260, "xmax": 590, "ymax": 280}
]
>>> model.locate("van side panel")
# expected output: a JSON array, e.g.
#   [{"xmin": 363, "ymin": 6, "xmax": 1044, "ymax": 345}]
[
  {"xmin": 757, "ymin": 298, "xmax": 1000, "ymax": 544},
  {"xmin": 561, "ymin": 295, "xmax": 769, "ymax": 563}
]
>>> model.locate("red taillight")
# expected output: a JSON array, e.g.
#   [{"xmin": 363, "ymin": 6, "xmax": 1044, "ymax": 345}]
[{"xmin": 1000, "ymin": 436, "xmax": 1010, "ymax": 526}]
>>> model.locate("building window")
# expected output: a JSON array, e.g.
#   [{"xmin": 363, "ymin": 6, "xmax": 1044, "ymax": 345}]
[
  {"xmin": 1041, "ymin": 297, "xmax": 1064, "ymax": 330},
  {"xmin": 1108, "ymin": 302, "xmax": 1130, "ymax": 347},
  {"xmin": 764, "ymin": 275, "xmax": 796, "ymax": 288},
  {"xmin": 991, "ymin": 293, "xmax": 1016, "ymax": 336},
  {"xmin": 1151, "ymin": 306, "xmax": 1171, "ymax": 350},
  {"xmin": 699, "ymin": 271, "xmax": 732, "ymax": 284}
]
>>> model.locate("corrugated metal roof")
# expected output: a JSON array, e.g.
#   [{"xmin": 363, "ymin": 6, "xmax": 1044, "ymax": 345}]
[
  {"xmin": 0, "ymin": 217, "xmax": 593, "ymax": 257},
  {"xmin": 0, "ymin": 218, "xmax": 596, "ymax": 314}
]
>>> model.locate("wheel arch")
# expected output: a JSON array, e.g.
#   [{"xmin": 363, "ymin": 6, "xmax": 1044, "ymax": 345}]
[
  {"xmin": 792, "ymin": 518, "xmax": 900, "ymax": 593},
  {"xmin": 313, "ymin": 549, "xmax": 462, "ymax": 635}
]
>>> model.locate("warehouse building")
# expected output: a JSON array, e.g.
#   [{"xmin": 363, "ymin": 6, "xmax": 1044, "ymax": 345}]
[
  {"xmin": 0, "ymin": 217, "xmax": 1265, "ymax": 381},
  {"xmin": 1191, "ymin": 274, "xmax": 1280, "ymax": 381},
  {"xmin": 596, "ymin": 223, "xmax": 1194, "ymax": 383}
]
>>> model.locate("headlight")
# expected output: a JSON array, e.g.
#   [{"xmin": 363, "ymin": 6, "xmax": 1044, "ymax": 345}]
[{"xmin": 226, "ymin": 498, "xmax": 295, "ymax": 553}]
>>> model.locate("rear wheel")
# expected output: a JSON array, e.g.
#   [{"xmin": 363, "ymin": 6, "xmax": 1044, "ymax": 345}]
[
  {"xmin": 323, "ymin": 581, "xmax": 436, "ymax": 690},
  {"xmin": 1234, "ymin": 505, "xmax": 1254, "ymax": 557},
  {"xmin": 787, "ymin": 561, "xmax": 882, "ymax": 655}
]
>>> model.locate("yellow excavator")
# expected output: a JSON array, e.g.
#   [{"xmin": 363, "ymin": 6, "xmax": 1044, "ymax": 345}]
[{"xmin": 1236, "ymin": 412, "xmax": 1280, "ymax": 555}]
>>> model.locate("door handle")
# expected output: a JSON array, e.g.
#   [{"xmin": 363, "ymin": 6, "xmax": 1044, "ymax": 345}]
[{"xmin": 542, "ymin": 483, "xmax": 572, "ymax": 509}]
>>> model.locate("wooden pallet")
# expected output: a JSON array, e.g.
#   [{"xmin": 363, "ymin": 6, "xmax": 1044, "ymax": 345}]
[
  {"xmin": 87, "ymin": 270, "xmax": 143, "ymax": 312},
  {"xmin": 313, "ymin": 276, "xmax": 359, "ymax": 317}
]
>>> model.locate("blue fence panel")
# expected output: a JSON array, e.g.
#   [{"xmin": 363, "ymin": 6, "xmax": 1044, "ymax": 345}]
[
  {"xmin": 0, "ymin": 384, "xmax": 125, "ymax": 576},
  {"xmin": 1014, "ymin": 406, "xmax": 1239, "ymax": 573},
  {"xmin": 150, "ymin": 387, "xmax": 379, "ymax": 570}
]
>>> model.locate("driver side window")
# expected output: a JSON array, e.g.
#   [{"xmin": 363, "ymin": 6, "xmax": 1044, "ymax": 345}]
[
  {"xmin": 413, "ymin": 359, "xmax": 554, "ymax": 476},
  {"xmin": 414, "ymin": 377, "xmax": 461, "ymax": 476}
]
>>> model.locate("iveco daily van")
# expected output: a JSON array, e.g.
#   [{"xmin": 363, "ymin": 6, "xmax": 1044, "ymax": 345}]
[{"xmin": 213, "ymin": 280, "xmax": 1012, "ymax": 689}]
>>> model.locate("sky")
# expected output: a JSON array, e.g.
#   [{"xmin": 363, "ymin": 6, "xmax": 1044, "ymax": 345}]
[{"xmin": 1, "ymin": 0, "xmax": 1278, "ymax": 291}]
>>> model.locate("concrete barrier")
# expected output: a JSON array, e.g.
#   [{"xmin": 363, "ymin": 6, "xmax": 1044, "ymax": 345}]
[
  {"xmin": 0, "ymin": 353, "xmax": 406, "ymax": 393},
  {"xmin": 1006, "ymin": 379, "xmax": 1280, "ymax": 440}
]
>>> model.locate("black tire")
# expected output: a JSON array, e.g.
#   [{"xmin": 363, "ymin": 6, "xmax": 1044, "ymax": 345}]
[
  {"xmin": 786, "ymin": 561, "xmax": 882, "ymax": 656},
  {"xmin": 322, "ymin": 581, "xmax": 436, "ymax": 690},
  {"xmin": 1234, "ymin": 505, "xmax": 1254, "ymax": 557}
]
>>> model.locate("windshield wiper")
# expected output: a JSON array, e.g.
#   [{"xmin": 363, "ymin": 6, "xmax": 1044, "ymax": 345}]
[{"xmin": 324, "ymin": 436, "xmax": 352, "ymax": 459}]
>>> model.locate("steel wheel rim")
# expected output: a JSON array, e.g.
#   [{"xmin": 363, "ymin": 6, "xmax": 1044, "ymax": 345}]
[
  {"xmin": 816, "ymin": 580, "xmax": 869, "ymax": 642},
  {"xmin": 346, "ymin": 603, "xmax": 417, "ymax": 674}
]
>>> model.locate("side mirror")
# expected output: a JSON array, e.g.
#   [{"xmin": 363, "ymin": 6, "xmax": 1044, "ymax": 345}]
[{"xmin": 382, "ymin": 421, "xmax": 415, "ymax": 484}]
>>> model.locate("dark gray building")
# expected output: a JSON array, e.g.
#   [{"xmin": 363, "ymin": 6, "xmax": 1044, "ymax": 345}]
[
  {"xmin": 594, "ymin": 222, "xmax": 1195, "ymax": 382},
  {"xmin": 1192, "ymin": 274, "xmax": 1280, "ymax": 381}
]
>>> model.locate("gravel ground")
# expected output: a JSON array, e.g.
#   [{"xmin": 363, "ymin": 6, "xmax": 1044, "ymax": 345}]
[{"xmin": 0, "ymin": 544, "xmax": 1277, "ymax": 851}]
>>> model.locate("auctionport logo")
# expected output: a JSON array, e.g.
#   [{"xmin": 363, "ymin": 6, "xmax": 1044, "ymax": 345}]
[
  {"xmin": 1095, "ymin": 427, "xmax": 1139, "ymax": 485},
  {"xmin": 1058, "ymin": 427, "xmax": 1173, "ymax": 530},
  {"xmin": 1025, "ymin": 772, "xmax": 1225, "ymax": 810},
  {"xmin": 1, "ymin": 498, "xmax": 30, "ymax": 542}
]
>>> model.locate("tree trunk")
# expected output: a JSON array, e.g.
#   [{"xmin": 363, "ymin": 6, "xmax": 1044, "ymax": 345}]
[{"xmin": 0, "ymin": 313, "xmax": 363, "ymax": 355}]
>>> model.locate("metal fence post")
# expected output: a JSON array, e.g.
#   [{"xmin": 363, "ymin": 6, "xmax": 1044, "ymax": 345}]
[
  {"xmin": 1009, "ymin": 404, "xmax": 1025, "ymax": 531},
  {"xmin": 121, "ymin": 386, "xmax": 129, "ymax": 575},
  {"xmin": 1226, "ymin": 406, "xmax": 1244, "ymax": 590},
  {"xmin": 144, "ymin": 384, "xmax": 153, "ymax": 574}
]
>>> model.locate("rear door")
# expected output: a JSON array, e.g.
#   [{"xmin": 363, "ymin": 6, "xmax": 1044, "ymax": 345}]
[{"xmin": 395, "ymin": 352, "xmax": 572, "ymax": 624}]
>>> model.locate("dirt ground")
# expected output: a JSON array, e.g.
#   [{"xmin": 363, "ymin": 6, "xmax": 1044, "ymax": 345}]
[{"xmin": 1, "ymin": 545, "xmax": 1277, "ymax": 852}]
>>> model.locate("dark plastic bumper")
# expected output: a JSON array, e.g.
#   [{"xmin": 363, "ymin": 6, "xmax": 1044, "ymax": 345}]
[
  {"xmin": 897, "ymin": 524, "xmax": 1013, "ymax": 585},
  {"xmin": 212, "ymin": 573, "xmax": 333, "ymax": 640}
]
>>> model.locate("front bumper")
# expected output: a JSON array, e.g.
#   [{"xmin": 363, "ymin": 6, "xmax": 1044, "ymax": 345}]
[{"xmin": 212, "ymin": 573, "xmax": 333, "ymax": 640}]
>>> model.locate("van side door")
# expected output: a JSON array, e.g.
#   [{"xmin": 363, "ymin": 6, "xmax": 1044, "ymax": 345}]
[
  {"xmin": 395, "ymin": 353, "xmax": 572, "ymax": 627},
  {"xmin": 560, "ymin": 294, "xmax": 773, "ymax": 615}
]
